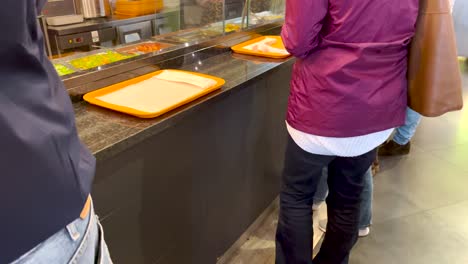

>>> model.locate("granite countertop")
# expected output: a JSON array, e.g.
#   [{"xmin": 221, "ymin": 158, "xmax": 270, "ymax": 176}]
[{"xmin": 74, "ymin": 51, "xmax": 294, "ymax": 161}]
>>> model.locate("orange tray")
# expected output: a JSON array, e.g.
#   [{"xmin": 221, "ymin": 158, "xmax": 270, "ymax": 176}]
[
  {"xmin": 83, "ymin": 70, "xmax": 225, "ymax": 118},
  {"xmin": 231, "ymin": 36, "xmax": 291, "ymax": 59}
]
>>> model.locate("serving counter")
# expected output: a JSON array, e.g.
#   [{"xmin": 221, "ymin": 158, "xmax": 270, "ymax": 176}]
[{"xmin": 55, "ymin": 3, "xmax": 293, "ymax": 261}]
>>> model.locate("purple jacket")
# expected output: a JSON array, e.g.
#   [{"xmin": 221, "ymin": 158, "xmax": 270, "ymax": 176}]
[{"xmin": 282, "ymin": 0, "xmax": 419, "ymax": 137}]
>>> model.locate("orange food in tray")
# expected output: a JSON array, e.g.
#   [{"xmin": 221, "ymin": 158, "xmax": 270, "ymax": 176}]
[
  {"xmin": 136, "ymin": 43, "xmax": 161, "ymax": 52},
  {"xmin": 116, "ymin": 42, "xmax": 172, "ymax": 55}
]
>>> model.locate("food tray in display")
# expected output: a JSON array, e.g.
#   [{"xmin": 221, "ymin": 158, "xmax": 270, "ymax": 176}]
[
  {"xmin": 53, "ymin": 64, "xmax": 76, "ymax": 76},
  {"xmin": 225, "ymin": 24, "xmax": 241, "ymax": 33},
  {"xmin": 231, "ymin": 36, "xmax": 291, "ymax": 59},
  {"xmin": 160, "ymin": 29, "xmax": 222, "ymax": 43},
  {"xmin": 207, "ymin": 19, "xmax": 241, "ymax": 33},
  {"xmin": 251, "ymin": 11, "xmax": 284, "ymax": 22},
  {"xmin": 115, "ymin": 41, "xmax": 174, "ymax": 55},
  {"xmin": 83, "ymin": 70, "xmax": 225, "ymax": 119},
  {"xmin": 68, "ymin": 50, "xmax": 135, "ymax": 71}
]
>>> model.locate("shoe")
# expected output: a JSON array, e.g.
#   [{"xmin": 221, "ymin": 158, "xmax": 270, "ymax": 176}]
[
  {"xmin": 318, "ymin": 219, "xmax": 371, "ymax": 237},
  {"xmin": 312, "ymin": 202, "xmax": 324, "ymax": 211},
  {"xmin": 358, "ymin": 227, "xmax": 370, "ymax": 237},
  {"xmin": 378, "ymin": 140, "xmax": 411, "ymax": 156}
]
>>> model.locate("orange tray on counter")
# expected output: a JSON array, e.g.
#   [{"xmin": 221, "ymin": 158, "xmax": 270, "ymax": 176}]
[
  {"xmin": 83, "ymin": 70, "xmax": 225, "ymax": 119},
  {"xmin": 231, "ymin": 36, "xmax": 291, "ymax": 59}
]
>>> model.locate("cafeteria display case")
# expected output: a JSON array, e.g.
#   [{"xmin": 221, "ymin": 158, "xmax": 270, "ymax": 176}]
[
  {"xmin": 45, "ymin": 2, "xmax": 288, "ymax": 262},
  {"xmin": 44, "ymin": 0, "xmax": 285, "ymax": 84}
]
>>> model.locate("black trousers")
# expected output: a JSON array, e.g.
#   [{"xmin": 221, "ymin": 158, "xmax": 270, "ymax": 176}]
[{"xmin": 275, "ymin": 136, "xmax": 376, "ymax": 264}]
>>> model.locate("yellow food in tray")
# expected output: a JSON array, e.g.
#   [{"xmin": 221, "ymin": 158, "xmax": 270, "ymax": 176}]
[
  {"xmin": 53, "ymin": 64, "xmax": 75, "ymax": 76},
  {"xmin": 69, "ymin": 51, "xmax": 134, "ymax": 71},
  {"xmin": 225, "ymin": 24, "xmax": 240, "ymax": 32}
]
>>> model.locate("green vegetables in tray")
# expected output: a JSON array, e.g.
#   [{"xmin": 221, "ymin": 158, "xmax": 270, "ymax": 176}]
[
  {"xmin": 53, "ymin": 64, "xmax": 75, "ymax": 76},
  {"xmin": 69, "ymin": 51, "xmax": 134, "ymax": 71}
]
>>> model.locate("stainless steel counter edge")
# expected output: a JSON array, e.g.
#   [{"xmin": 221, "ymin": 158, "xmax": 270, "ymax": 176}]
[{"xmin": 74, "ymin": 53, "xmax": 295, "ymax": 162}]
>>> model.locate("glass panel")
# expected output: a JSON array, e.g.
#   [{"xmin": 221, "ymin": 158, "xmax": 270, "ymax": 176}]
[
  {"xmin": 45, "ymin": 0, "xmax": 283, "ymax": 76},
  {"xmin": 248, "ymin": 0, "xmax": 285, "ymax": 27}
]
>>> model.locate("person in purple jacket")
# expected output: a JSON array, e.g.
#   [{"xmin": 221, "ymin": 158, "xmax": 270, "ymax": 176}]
[{"xmin": 275, "ymin": 1, "xmax": 419, "ymax": 263}]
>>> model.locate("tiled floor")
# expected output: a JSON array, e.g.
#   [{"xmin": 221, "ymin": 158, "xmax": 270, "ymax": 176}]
[
  {"xmin": 222, "ymin": 61, "xmax": 468, "ymax": 263},
  {"xmin": 350, "ymin": 63, "xmax": 468, "ymax": 264},
  {"xmin": 219, "ymin": 198, "xmax": 327, "ymax": 264}
]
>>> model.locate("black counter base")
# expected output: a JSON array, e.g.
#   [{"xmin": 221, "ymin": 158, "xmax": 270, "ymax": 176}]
[{"xmin": 91, "ymin": 63, "xmax": 292, "ymax": 263}]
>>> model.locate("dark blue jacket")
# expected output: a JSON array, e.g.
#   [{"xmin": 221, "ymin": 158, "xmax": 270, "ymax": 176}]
[{"xmin": 0, "ymin": 1, "xmax": 95, "ymax": 262}]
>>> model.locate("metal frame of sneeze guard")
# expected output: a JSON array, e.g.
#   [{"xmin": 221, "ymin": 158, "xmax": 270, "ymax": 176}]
[{"xmin": 62, "ymin": 21, "xmax": 284, "ymax": 97}]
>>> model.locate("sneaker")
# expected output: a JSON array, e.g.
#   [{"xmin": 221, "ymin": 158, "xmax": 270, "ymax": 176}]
[
  {"xmin": 358, "ymin": 227, "xmax": 370, "ymax": 237},
  {"xmin": 378, "ymin": 140, "xmax": 411, "ymax": 156},
  {"xmin": 312, "ymin": 202, "xmax": 324, "ymax": 211},
  {"xmin": 318, "ymin": 219, "xmax": 370, "ymax": 237}
]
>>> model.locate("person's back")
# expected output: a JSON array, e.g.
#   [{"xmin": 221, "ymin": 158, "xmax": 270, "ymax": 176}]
[
  {"xmin": 283, "ymin": 0, "xmax": 419, "ymax": 138},
  {"xmin": 0, "ymin": 1, "xmax": 99, "ymax": 263}
]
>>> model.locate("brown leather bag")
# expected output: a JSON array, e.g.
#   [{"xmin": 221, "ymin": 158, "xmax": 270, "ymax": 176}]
[{"xmin": 408, "ymin": 0, "xmax": 463, "ymax": 117}]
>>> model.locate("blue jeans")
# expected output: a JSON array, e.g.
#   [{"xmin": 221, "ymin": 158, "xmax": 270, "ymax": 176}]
[
  {"xmin": 392, "ymin": 107, "xmax": 421, "ymax": 145},
  {"xmin": 12, "ymin": 199, "xmax": 112, "ymax": 264},
  {"xmin": 314, "ymin": 167, "xmax": 373, "ymax": 229}
]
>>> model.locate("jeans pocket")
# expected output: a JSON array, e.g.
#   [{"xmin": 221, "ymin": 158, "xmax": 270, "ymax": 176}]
[{"xmin": 96, "ymin": 219, "xmax": 113, "ymax": 264}]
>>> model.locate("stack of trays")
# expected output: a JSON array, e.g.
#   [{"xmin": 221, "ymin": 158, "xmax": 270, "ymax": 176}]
[{"xmin": 114, "ymin": 0, "xmax": 164, "ymax": 18}]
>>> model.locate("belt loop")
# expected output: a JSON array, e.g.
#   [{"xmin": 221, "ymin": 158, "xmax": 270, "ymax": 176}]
[{"xmin": 66, "ymin": 222, "xmax": 81, "ymax": 242}]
